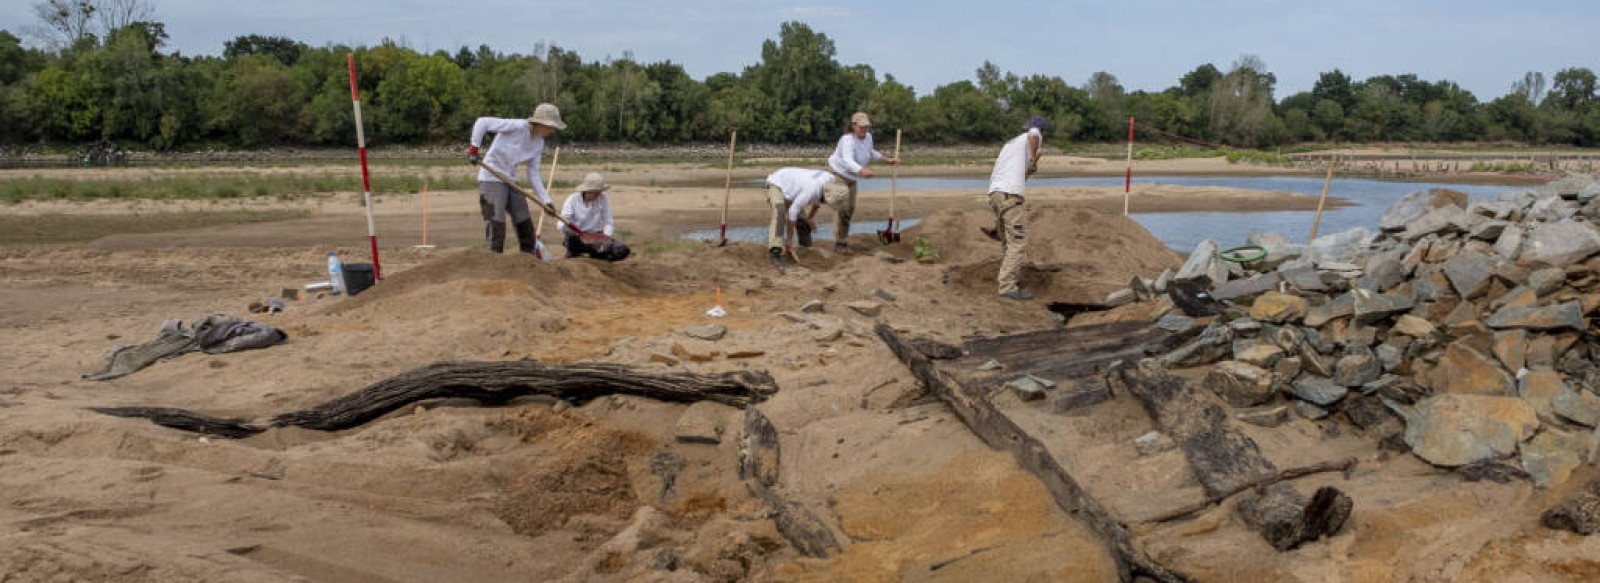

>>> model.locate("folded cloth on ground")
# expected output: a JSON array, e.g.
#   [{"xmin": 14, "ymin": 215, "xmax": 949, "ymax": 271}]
[{"xmin": 84, "ymin": 315, "xmax": 288, "ymax": 381}]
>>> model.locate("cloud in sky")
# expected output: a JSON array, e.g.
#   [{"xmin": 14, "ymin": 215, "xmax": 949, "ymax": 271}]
[{"xmin": 2, "ymin": 0, "xmax": 1595, "ymax": 100}]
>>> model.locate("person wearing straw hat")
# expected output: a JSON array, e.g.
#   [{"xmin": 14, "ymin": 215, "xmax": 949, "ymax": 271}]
[
  {"xmin": 467, "ymin": 102, "xmax": 566, "ymax": 254},
  {"xmin": 987, "ymin": 115, "xmax": 1046, "ymax": 301},
  {"xmin": 765, "ymin": 167, "xmax": 849, "ymax": 270},
  {"xmin": 824, "ymin": 111, "xmax": 900, "ymax": 255},
  {"xmin": 559, "ymin": 172, "xmax": 631, "ymax": 262}
]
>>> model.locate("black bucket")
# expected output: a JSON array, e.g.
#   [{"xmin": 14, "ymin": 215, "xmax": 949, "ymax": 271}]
[{"xmin": 342, "ymin": 263, "xmax": 375, "ymax": 296}]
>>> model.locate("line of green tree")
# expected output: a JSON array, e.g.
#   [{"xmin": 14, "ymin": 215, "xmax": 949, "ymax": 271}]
[{"xmin": 1, "ymin": 18, "xmax": 1597, "ymax": 150}]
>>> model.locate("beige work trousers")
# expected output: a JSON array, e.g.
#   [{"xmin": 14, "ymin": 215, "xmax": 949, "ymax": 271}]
[
  {"xmin": 768, "ymin": 182, "xmax": 849, "ymax": 250},
  {"xmin": 988, "ymin": 191, "xmax": 1027, "ymax": 294}
]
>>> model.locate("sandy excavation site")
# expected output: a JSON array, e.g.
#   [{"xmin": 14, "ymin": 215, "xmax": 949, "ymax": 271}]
[{"xmin": 3, "ymin": 157, "xmax": 1600, "ymax": 582}]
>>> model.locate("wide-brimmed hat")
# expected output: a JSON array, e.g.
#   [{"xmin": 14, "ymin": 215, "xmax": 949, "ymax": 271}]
[
  {"xmin": 577, "ymin": 172, "xmax": 610, "ymax": 192},
  {"xmin": 850, "ymin": 112, "xmax": 871, "ymax": 127},
  {"xmin": 528, "ymin": 103, "xmax": 566, "ymax": 130}
]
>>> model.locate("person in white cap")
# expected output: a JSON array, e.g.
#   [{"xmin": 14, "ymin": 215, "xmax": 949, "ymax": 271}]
[
  {"xmin": 467, "ymin": 102, "xmax": 566, "ymax": 254},
  {"xmin": 824, "ymin": 111, "xmax": 899, "ymax": 254},
  {"xmin": 559, "ymin": 172, "xmax": 630, "ymax": 262},
  {"xmin": 764, "ymin": 167, "xmax": 849, "ymax": 270},
  {"xmin": 987, "ymin": 115, "xmax": 1047, "ymax": 301}
]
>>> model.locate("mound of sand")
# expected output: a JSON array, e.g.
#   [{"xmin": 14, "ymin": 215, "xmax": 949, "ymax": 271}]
[{"xmin": 902, "ymin": 206, "xmax": 1181, "ymax": 302}]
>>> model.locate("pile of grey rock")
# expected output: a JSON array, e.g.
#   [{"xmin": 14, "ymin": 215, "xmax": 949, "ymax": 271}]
[{"xmin": 1140, "ymin": 174, "xmax": 1600, "ymax": 488}]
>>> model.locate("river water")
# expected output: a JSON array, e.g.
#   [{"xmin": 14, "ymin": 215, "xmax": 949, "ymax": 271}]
[{"xmin": 685, "ymin": 176, "xmax": 1528, "ymax": 251}]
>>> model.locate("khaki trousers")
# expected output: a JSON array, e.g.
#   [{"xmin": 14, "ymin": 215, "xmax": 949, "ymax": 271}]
[
  {"xmin": 766, "ymin": 185, "xmax": 791, "ymax": 250},
  {"xmin": 833, "ymin": 179, "xmax": 858, "ymax": 240},
  {"xmin": 988, "ymin": 191, "xmax": 1027, "ymax": 294}
]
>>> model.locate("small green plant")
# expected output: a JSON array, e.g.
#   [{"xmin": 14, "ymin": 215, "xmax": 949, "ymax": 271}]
[
  {"xmin": 912, "ymin": 235, "xmax": 939, "ymax": 262},
  {"xmin": 1219, "ymin": 148, "xmax": 1291, "ymax": 165},
  {"xmin": 1467, "ymin": 161, "xmax": 1537, "ymax": 173}
]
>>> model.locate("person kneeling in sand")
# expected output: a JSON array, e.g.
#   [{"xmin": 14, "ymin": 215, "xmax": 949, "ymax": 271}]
[
  {"xmin": 559, "ymin": 172, "xmax": 630, "ymax": 262},
  {"xmin": 765, "ymin": 168, "xmax": 848, "ymax": 270}
]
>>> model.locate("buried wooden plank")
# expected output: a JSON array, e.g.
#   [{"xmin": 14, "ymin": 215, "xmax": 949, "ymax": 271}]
[
  {"xmin": 92, "ymin": 361, "xmax": 779, "ymax": 437},
  {"xmin": 737, "ymin": 406, "xmax": 844, "ymax": 558},
  {"xmin": 948, "ymin": 321, "xmax": 1176, "ymax": 386},
  {"xmin": 1106, "ymin": 360, "xmax": 1353, "ymax": 551},
  {"xmin": 875, "ymin": 323, "xmax": 1191, "ymax": 583}
]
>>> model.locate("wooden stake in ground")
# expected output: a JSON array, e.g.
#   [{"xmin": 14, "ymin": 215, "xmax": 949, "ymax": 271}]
[
  {"xmin": 532, "ymin": 147, "xmax": 561, "ymax": 258},
  {"xmin": 414, "ymin": 180, "xmax": 434, "ymax": 249},
  {"xmin": 1124, "ymin": 116, "xmax": 1135, "ymax": 216},
  {"xmin": 1308, "ymin": 154, "xmax": 1339, "ymax": 243},
  {"xmin": 717, "ymin": 129, "xmax": 738, "ymax": 246}
]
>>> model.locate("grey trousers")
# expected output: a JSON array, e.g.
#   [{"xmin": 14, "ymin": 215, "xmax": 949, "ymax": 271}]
[{"xmin": 478, "ymin": 181, "xmax": 533, "ymax": 223}]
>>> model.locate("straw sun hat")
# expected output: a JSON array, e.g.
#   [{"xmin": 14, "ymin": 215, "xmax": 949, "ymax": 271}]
[{"xmin": 528, "ymin": 103, "xmax": 567, "ymax": 130}]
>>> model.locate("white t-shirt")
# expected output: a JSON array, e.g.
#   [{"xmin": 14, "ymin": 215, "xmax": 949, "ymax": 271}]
[
  {"xmin": 988, "ymin": 128, "xmax": 1042, "ymax": 197},
  {"xmin": 470, "ymin": 117, "xmax": 551, "ymax": 205},
  {"xmin": 560, "ymin": 192, "xmax": 614, "ymax": 236},
  {"xmin": 766, "ymin": 168, "xmax": 835, "ymax": 221},
  {"xmin": 826, "ymin": 133, "xmax": 884, "ymax": 182}
]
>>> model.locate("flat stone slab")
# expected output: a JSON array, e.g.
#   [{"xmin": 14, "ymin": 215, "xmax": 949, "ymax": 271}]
[
  {"xmin": 680, "ymin": 324, "xmax": 728, "ymax": 341},
  {"xmin": 674, "ymin": 402, "xmax": 734, "ymax": 444},
  {"xmin": 1404, "ymin": 394, "xmax": 1539, "ymax": 467},
  {"xmin": 1486, "ymin": 302, "xmax": 1586, "ymax": 331}
]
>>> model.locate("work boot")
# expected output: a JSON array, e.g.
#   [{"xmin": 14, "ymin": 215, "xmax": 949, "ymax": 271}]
[
  {"xmin": 485, "ymin": 221, "xmax": 508, "ymax": 253},
  {"xmin": 768, "ymin": 247, "xmax": 790, "ymax": 271},
  {"xmin": 512, "ymin": 219, "xmax": 538, "ymax": 254},
  {"xmin": 796, "ymin": 218, "xmax": 814, "ymax": 248},
  {"xmin": 833, "ymin": 241, "xmax": 852, "ymax": 255},
  {"xmin": 999, "ymin": 289, "xmax": 1035, "ymax": 301}
]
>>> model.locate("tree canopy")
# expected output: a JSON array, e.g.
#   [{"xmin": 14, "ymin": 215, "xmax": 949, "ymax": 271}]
[{"xmin": 2, "ymin": 15, "xmax": 1598, "ymax": 150}]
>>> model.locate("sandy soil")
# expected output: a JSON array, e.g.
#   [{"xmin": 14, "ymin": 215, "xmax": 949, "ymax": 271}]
[{"xmin": 2, "ymin": 160, "xmax": 1595, "ymax": 582}]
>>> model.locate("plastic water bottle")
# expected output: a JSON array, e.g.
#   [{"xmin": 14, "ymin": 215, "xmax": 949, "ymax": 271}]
[{"xmin": 327, "ymin": 252, "xmax": 346, "ymax": 296}]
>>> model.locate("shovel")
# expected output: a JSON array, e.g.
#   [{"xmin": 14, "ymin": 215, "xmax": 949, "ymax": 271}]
[
  {"xmin": 530, "ymin": 147, "xmax": 561, "ymax": 259},
  {"xmin": 717, "ymin": 129, "xmax": 737, "ymax": 246},
  {"xmin": 475, "ymin": 160, "xmax": 588, "ymax": 244},
  {"xmin": 877, "ymin": 129, "xmax": 903, "ymax": 245}
]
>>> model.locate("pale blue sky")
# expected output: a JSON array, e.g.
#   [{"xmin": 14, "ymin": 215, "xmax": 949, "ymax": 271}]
[{"xmin": 6, "ymin": 0, "xmax": 1596, "ymax": 100}]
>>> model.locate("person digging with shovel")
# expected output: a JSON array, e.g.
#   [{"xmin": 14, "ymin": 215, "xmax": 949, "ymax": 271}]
[
  {"xmin": 559, "ymin": 172, "xmax": 631, "ymax": 262},
  {"xmin": 986, "ymin": 115, "xmax": 1046, "ymax": 301},
  {"xmin": 765, "ymin": 168, "xmax": 849, "ymax": 271},
  {"xmin": 467, "ymin": 103, "xmax": 565, "ymax": 255},
  {"xmin": 825, "ymin": 111, "xmax": 899, "ymax": 255}
]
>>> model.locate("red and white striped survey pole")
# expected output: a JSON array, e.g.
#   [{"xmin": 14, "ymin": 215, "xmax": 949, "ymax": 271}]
[
  {"xmin": 1123, "ymin": 116, "xmax": 1135, "ymax": 216},
  {"xmin": 347, "ymin": 53, "xmax": 382, "ymax": 279}
]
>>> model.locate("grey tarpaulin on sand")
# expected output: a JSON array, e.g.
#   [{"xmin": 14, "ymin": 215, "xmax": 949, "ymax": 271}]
[{"xmin": 84, "ymin": 315, "xmax": 288, "ymax": 381}]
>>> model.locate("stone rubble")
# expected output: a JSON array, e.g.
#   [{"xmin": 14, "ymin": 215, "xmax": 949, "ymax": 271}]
[{"xmin": 1109, "ymin": 174, "xmax": 1600, "ymax": 487}]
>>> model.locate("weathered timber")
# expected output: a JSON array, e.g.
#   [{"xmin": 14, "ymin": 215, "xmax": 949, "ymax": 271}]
[
  {"xmin": 90, "ymin": 407, "xmax": 259, "ymax": 439},
  {"xmin": 1108, "ymin": 361, "xmax": 1352, "ymax": 551},
  {"xmin": 739, "ymin": 406, "xmax": 780, "ymax": 488},
  {"xmin": 949, "ymin": 321, "xmax": 1174, "ymax": 388},
  {"xmin": 876, "ymin": 323, "xmax": 1191, "ymax": 583},
  {"xmin": 92, "ymin": 360, "xmax": 778, "ymax": 437},
  {"xmin": 736, "ymin": 406, "xmax": 844, "ymax": 557},
  {"xmin": 1142, "ymin": 457, "xmax": 1358, "ymax": 523},
  {"xmin": 1542, "ymin": 477, "xmax": 1600, "ymax": 535},
  {"xmin": 745, "ymin": 482, "xmax": 844, "ymax": 558}
]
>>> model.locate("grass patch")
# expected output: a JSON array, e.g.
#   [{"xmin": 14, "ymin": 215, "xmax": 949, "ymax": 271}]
[
  {"xmin": 1132, "ymin": 145, "xmax": 1221, "ymax": 160},
  {"xmin": 1466, "ymin": 161, "xmax": 1539, "ymax": 173},
  {"xmin": 0, "ymin": 209, "xmax": 312, "ymax": 245},
  {"xmin": 0, "ymin": 171, "xmax": 481, "ymax": 203},
  {"xmin": 635, "ymin": 240, "xmax": 706, "ymax": 255},
  {"xmin": 1219, "ymin": 148, "xmax": 1291, "ymax": 165}
]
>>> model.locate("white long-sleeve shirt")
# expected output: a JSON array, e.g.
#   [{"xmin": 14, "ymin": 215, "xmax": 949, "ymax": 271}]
[
  {"xmin": 988, "ymin": 128, "xmax": 1042, "ymax": 197},
  {"xmin": 826, "ymin": 133, "xmax": 884, "ymax": 182},
  {"xmin": 470, "ymin": 117, "xmax": 551, "ymax": 205},
  {"xmin": 560, "ymin": 192, "xmax": 615, "ymax": 237},
  {"xmin": 766, "ymin": 168, "xmax": 836, "ymax": 221}
]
